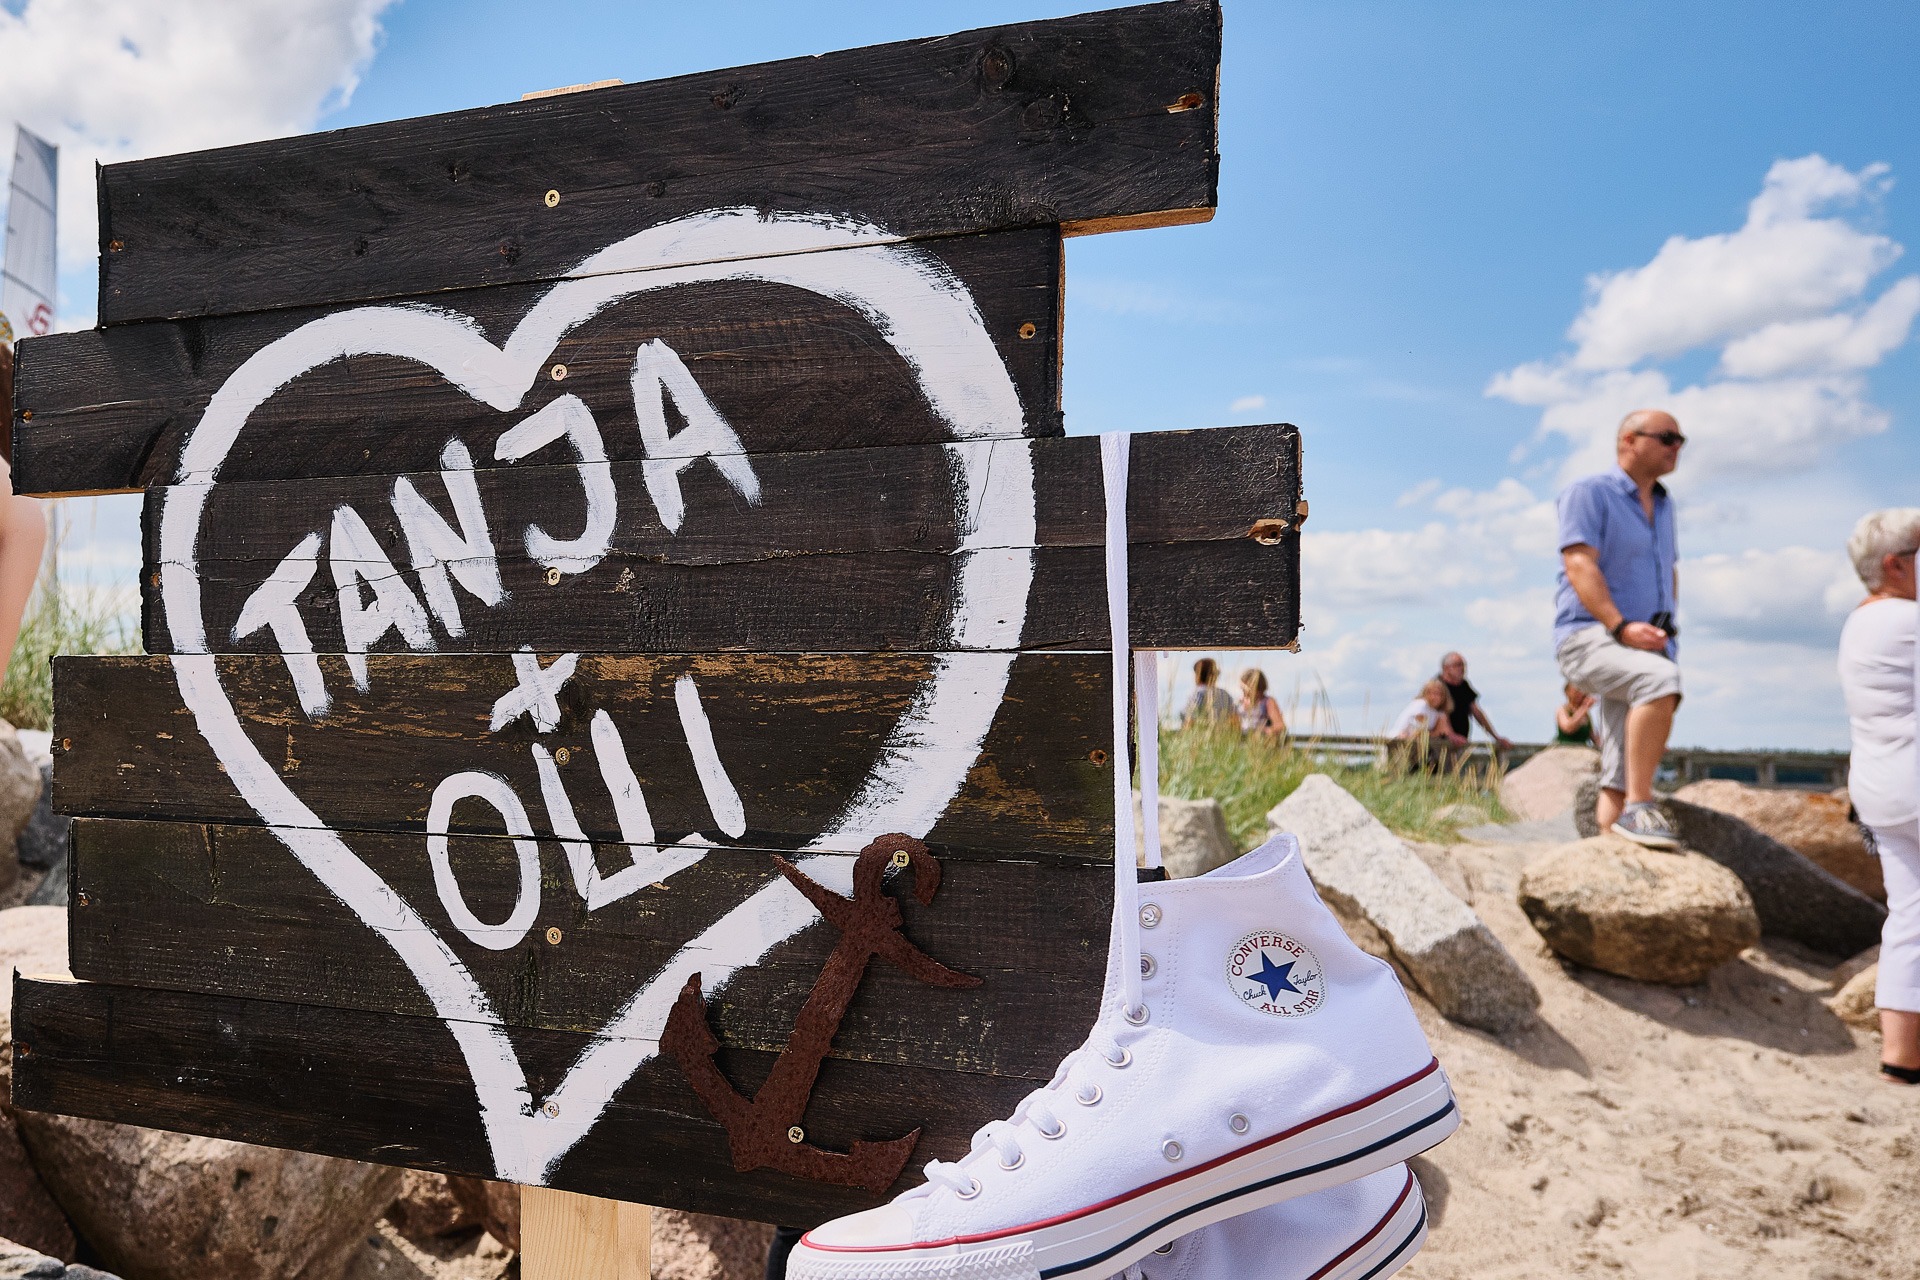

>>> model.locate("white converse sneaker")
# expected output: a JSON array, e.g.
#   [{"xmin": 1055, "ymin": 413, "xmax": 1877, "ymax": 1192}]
[
  {"xmin": 1110, "ymin": 1164, "xmax": 1427, "ymax": 1280},
  {"xmin": 784, "ymin": 834, "xmax": 1457, "ymax": 1280},
  {"xmin": 784, "ymin": 435, "xmax": 1457, "ymax": 1280}
]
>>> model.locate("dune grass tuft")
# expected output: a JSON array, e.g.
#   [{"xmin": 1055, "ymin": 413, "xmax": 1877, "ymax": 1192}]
[
  {"xmin": 0, "ymin": 582, "xmax": 140, "ymax": 731},
  {"xmin": 1158, "ymin": 723, "xmax": 1511, "ymax": 847}
]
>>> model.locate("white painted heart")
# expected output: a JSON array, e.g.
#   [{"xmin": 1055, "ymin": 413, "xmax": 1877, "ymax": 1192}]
[{"xmin": 158, "ymin": 210, "xmax": 1038, "ymax": 1183}]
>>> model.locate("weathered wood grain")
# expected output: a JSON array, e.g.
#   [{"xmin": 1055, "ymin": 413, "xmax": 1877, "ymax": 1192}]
[
  {"xmin": 15, "ymin": 227, "xmax": 1062, "ymax": 496},
  {"xmin": 94, "ymin": 1, "xmax": 1218, "ymax": 325},
  {"xmin": 140, "ymin": 423, "xmax": 1301, "ymax": 654},
  {"xmin": 53, "ymin": 652, "xmax": 1117, "ymax": 854},
  {"xmin": 10, "ymin": 975, "xmax": 1056, "ymax": 1222},
  {"xmin": 67, "ymin": 819, "xmax": 1108, "ymax": 1078},
  {"xmin": 150, "ymin": 540, "xmax": 1297, "ymax": 655}
]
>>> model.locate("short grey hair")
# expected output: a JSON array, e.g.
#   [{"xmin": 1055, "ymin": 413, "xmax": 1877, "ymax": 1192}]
[{"xmin": 1847, "ymin": 508, "xmax": 1920, "ymax": 590}]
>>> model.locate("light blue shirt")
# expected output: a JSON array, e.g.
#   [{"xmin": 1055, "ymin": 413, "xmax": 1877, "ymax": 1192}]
[{"xmin": 1553, "ymin": 467, "xmax": 1678, "ymax": 657}]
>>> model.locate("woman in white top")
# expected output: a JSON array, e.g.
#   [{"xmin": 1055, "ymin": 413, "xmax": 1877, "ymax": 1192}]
[
  {"xmin": 1388, "ymin": 679, "xmax": 1465, "ymax": 772},
  {"xmin": 1837, "ymin": 508, "xmax": 1920, "ymax": 1085}
]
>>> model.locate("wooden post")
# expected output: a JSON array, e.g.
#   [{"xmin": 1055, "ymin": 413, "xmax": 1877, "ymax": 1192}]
[{"xmin": 521, "ymin": 1186, "xmax": 651, "ymax": 1280}]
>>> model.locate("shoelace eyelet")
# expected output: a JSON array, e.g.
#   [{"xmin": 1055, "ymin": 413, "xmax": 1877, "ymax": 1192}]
[
  {"xmin": 1139, "ymin": 953, "xmax": 1157, "ymax": 979},
  {"xmin": 1105, "ymin": 1045, "xmax": 1132, "ymax": 1068},
  {"xmin": 1140, "ymin": 903, "xmax": 1162, "ymax": 928},
  {"xmin": 1076, "ymin": 1084, "xmax": 1102, "ymax": 1106},
  {"xmin": 1124, "ymin": 1003, "xmax": 1150, "ymax": 1026},
  {"xmin": 1155, "ymin": 1243, "xmax": 1175, "ymax": 1255},
  {"xmin": 1161, "ymin": 1139, "xmax": 1183, "ymax": 1162},
  {"xmin": 1230, "ymin": 1113, "xmax": 1250, "ymax": 1135},
  {"xmin": 998, "ymin": 1151, "xmax": 1025, "ymax": 1171},
  {"xmin": 1038, "ymin": 1120, "xmax": 1067, "ymax": 1140},
  {"xmin": 954, "ymin": 1177, "xmax": 983, "ymax": 1199}
]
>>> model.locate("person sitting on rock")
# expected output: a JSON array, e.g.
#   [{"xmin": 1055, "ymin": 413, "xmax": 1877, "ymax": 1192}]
[
  {"xmin": 1837, "ymin": 506, "xmax": 1920, "ymax": 1087},
  {"xmin": 1181, "ymin": 657, "xmax": 1236, "ymax": 728},
  {"xmin": 1236, "ymin": 666, "xmax": 1287, "ymax": 740},
  {"xmin": 1554, "ymin": 681, "xmax": 1597, "ymax": 747},
  {"xmin": 1387, "ymin": 678, "xmax": 1465, "ymax": 772}
]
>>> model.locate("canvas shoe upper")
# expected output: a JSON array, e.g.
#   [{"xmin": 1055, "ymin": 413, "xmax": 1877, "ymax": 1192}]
[
  {"xmin": 785, "ymin": 833, "xmax": 1457, "ymax": 1280},
  {"xmin": 1110, "ymin": 1164, "xmax": 1427, "ymax": 1280}
]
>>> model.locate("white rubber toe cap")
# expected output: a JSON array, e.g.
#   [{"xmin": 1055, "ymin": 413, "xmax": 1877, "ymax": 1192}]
[{"xmin": 801, "ymin": 1201, "xmax": 920, "ymax": 1249}]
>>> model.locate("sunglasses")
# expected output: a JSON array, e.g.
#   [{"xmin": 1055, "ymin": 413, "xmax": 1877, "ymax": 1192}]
[{"xmin": 1633, "ymin": 430, "xmax": 1686, "ymax": 447}]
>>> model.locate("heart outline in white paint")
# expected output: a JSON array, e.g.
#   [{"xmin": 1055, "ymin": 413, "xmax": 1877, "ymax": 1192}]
[{"xmin": 158, "ymin": 209, "xmax": 1038, "ymax": 1184}]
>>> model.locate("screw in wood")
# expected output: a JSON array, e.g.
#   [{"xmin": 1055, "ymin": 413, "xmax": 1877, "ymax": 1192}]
[
  {"xmin": 543, "ymin": 1101, "xmax": 560, "ymax": 1118},
  {"xmin": 546, "ymin": 567, "xmax": 562, "ymax": 586},
  {"xmin": 550, "ymin": 362, "xmax": 568, "ymax": 381},
  {"xmin": 17, "ymin": 410, "xmax": 29, "ymax": 421},
  {"xmin": 108, "ymin": 239, "xmax": 125, "ymax": 252},
  {"xmin": 546, "ymin": 927, "xmax": 563, "ymax": 945},
  {"xmin": 543, "ymin": 189, "xmax": 561, "ymax": 208},
  {"xmin": 150, "ymin": 572, "xmax": 161, "ymax": 587},
  {"xmin": 890, "ymin": 849, "xmax": 912, "ymax": 869},
  {"xmin": 787, "ymin": 1126, "xmax": 805, "ymax": 1144},
  {"xmin": 1018, "ymin": 322, "xmax": 1037, "ymax": 339},
  {"xmin": 60, "ymin": 739, "xmax": 71, "ymax": 752},
  {"xmin": 554, "ymin": 747, "xmax": 571, "ymax": 766},
  {"xmin": 1089, "ymin": 748, "xmax": 1109, "ymax": 766}
]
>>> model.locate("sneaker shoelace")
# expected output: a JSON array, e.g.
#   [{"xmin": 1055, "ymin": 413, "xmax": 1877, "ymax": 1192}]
[{"xmin": 903, "ymin": 432, "xmax": 1159, "ymax": 1207}]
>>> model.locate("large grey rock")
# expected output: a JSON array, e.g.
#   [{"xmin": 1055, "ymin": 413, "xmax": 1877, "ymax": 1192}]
[
  {"xmin": 1673, "ymin": 780, "xmax": 1881, "ymax": 901},
  {"xmin": 16, "ymin": 1117, "xmax": 401, "ymax": 1280},
  {"xmin": 1517, "ymin": 836, "xmax": 1760, "ymax": 984},
  {"xmin": 15, "ymin": 764, "xmax": 67, "ymax": 874},
  {"xmin": 1500, "ymin": 747, "xmax": 1600, "ymax": 822},
  {"xmin": 0, "ymin": 728, "xmax": 39, "ymax": 858},
  {"xmin": 1267, "ymin": 775, "xmax": 1539, "ymax": 1034},
  {"xmin": 1136, "ymin": 793, "xmax": 1238, "ymax": 878},
  {"xmin": 0, "ymin": 1238, "xmax": 120, "ymax": 1279},
  {"xmin": 0, "ymin": 909, "xmax": 75, "ymax": 1262},
  {"xmin": 1663, "ymin": 797, "xmax": 1884, "ymax": 957}
]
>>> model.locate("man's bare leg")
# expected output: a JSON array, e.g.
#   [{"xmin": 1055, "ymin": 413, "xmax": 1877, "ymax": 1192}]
[
  {"xmin": 1596, "ymin": 786, "xmax": 1625, "ymax": 832},
  {"xmin": 1624, "ymin": 694, "xmax": 1678, "ymax": 805},
  {"xmin": 1884, "ymin": 1009, "xmax": 1920, "ymax": 1074}
]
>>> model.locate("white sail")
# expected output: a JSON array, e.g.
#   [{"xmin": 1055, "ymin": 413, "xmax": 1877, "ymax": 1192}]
[{"xmin": 0, "ymin": 125, "xmax": 58, "ymax": 346}]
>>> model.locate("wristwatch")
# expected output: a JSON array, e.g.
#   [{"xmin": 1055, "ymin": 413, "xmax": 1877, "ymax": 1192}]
[{"xmin": 1609, "ymin": 619, "xmax": 1629, "ymax": 642}]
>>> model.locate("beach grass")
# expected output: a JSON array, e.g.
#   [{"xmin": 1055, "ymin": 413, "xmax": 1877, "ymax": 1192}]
[
  {"xmin": 1157, "ymin": 722, "xmax": 1511, "ymax": 847},
  {"xmin": 0, "ymin": 582, "xmax": 140, "ymax": 731}
]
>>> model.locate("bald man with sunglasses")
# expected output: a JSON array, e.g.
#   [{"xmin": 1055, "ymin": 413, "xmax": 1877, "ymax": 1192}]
[{"xmin": 1554, "ymin": 410, "xmax": 1686, "ymax": 848}]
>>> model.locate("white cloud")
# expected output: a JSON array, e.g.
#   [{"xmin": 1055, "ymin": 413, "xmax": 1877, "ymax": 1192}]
[
  {"xmin": 0, "ymin": 0, "xmax": 394, "ymax": 295},
  {"xmin": 1719, "ymin": 275, "xmax": 1920, "ymax": 377},
  {"xmin": 1228, "ymin": 393, "xmax": 1266, "ymax": 413},
  {"xmin": 1303, "ymin": 480, "xmax": 1555, "ymax": 610},
  {"xmin": 1568, "ymin": 156, "xmax": 1899, "ymax": 370},
  {"xmin": 1395, "ymin": 478, "xmax": 1441, "ymax": 508},
  {"xmin": 1679, "ymin": 546, "xmax": 1859, "ymax": 645},
  {"xmin": 1488, "ymin": 155, "xmax": 1914, "ymax": 487}
]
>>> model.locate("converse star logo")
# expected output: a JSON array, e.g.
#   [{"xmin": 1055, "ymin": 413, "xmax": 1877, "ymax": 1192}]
[{"xmin": 1227, "ymin": 931, "xmax": 1324, "ymax": 1017}]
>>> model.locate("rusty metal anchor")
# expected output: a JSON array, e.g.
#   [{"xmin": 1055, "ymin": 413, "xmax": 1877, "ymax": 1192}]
[{"xmin": 663, "ymin": 834, "xmax": 981, "ymax": 1193}]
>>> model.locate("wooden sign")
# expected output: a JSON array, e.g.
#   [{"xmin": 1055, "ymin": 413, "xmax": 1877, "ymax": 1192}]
[{"xmin": 10, "ymin": 0, "xmax": 1297, "ymax": 1229}]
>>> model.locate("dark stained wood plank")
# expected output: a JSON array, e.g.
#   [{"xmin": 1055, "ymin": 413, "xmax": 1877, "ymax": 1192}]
[
  {"xmin": 67, "ymin": 820, "xmax": 1108, "ymax": 1079},
  {"xmin": 95, "ymin": 2, "xmax": 1219, "ymax": 325},
  {"xmin": 140, "ymin": 424, "xmax": 1302, "ymax": 654},
  {"xmin": 10, "ymin": 976, "xmax": 1061, "ymax": 1222},
  {"xmin": 53, "ymin": 652, "xmax": 1118, "ymax": 855},
  {"xmin": 15, "ymin": 227, "xmax": 1062, "ymax": 496},
  {"xmin": 149, "ymin": 540, "xmax": 1298, "ymax": 655}
]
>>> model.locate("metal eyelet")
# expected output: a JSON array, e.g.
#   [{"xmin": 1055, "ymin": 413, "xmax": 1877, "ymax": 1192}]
[
  {"xmin": 1105, "ymin": 1046, "xmax": 1132, "ymax": 1068},
  {"xmin": 1140, "ymin": 903, "xmax": 1162, "ymax": 928},
  {"xmin": 1139, "ymin": 953, "xmax": 1157, "ymax": 979},
  {"xmin": 1076, "ymin": 1084, "xmax": 1102, "ymax": 1106},
  {"xmin": 1230, "ymin": 1113, "xmax": 1250, "ymax": 1135},
  {"xmin": 1154, "ymin": 1243, "xmax": 1175, "ymax": 1255},
  {"xmin": 1039, "ymin": 1120, "xmax": 1067, "ymax": 1140},
  {"xmin": 955, "ymin": 1178, "xmax": 982, "ymax": 1199},
  {"xmin": 1124, "ymin": 1003, "xmax": 1150, "ymax": 1026},
  {"xmin": 999, "ymin": 1151, "xmax": 1025, "ymax": 1171},
  {"xmin": 1161, "ymin": 1140, "xmax": 1183, "ymax": 1162}
]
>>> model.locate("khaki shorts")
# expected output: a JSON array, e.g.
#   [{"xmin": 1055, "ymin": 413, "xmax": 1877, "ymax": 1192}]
[{"xmin": 1556, "ymin": 624, "xmax": 1683, "ymax": 793}]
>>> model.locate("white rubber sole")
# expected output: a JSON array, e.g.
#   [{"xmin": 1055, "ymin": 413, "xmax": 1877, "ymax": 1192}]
[
  {"xmin": 788, "ymin": 1060, "xmax": 1457, "ymax": 1280},
  {"xmin": 1311, "ymin": 1167, "xmax": 1428, "ymax": 1280}
]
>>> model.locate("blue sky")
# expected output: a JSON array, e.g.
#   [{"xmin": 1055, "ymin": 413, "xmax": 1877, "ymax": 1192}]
[{"xmin": 4, "ymin": 1, "xmax": 1918, "ymax": 748}]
